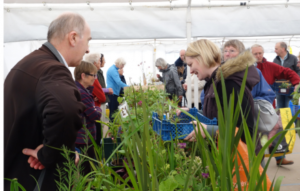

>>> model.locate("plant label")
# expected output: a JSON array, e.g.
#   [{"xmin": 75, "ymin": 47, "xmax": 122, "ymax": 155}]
[
  {"xmin": 118, "ymin": 101, "xmax": 129, "ymax": 118},
  {"xmin": 280, "ymin": 89, "xmax": 286, "ymax": 93}
]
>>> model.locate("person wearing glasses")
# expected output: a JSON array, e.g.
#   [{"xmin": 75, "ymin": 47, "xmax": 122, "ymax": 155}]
[
  {"xmin": 74, "ymin": 60, "xmax": 102, "ymax": 175},
  {"xmin": 106, "ymin": 58, "xmax": 129, "ymax": 122}
]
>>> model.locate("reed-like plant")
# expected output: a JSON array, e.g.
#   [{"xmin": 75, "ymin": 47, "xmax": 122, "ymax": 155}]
[{"xmin": 8, "ymin": 70, "xmax": 300, "ymax": 191}]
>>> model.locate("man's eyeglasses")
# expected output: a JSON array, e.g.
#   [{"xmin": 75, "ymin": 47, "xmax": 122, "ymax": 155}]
[
  {"xmin": 85, "ymin": 73, "xmax": 97, "ymax": 78},
  {"xmin": 224, "ymin": 50, "xmax": 237, "ymax": 54}
]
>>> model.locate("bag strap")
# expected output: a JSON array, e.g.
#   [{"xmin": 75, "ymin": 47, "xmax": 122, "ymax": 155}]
[{"xmin": 33, "ymin": 169, "xmax": 46, "ymax": 191}]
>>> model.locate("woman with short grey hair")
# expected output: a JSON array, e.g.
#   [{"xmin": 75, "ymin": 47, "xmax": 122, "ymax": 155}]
[
  {"xmin": 155, "ymin": 58, "xmax": 168, "ymax": 69},
  {"xmin": 155, "ymin": 58, "xmax": 183, "ymax": 101},
  {"xmin": 106, "ymin": 57, "xmax": 128, "ymax": 121},
  {"xmin": 115, "ymin": 57, "xmax": 126, "ymax": 68}
]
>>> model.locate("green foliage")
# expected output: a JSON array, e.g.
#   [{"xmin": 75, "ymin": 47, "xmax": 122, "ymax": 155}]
[
  {"xmin": 9, "ymin": 73, "xmax": 300, "ymax": 191},
  {"xmin": 279, "ymin": 82, "xmax": 291, "ymax": 89},
  {"xmin": 291, "ymin": 82, "xmax": 300, "ymax": 105}
]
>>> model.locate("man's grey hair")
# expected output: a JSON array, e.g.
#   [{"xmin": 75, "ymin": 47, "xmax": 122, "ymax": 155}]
[
  {"xmin": 115, "ymin": 58, "xmax": 126, "ymax": 67},
  {"xmin": 278, "ymin": 42, "xmax": 288, "ymax": 51},
  {"xmin": 251, "ymin": 44, "xmax": 264, "ymax": 52},
  {"xmin": 85, "ymin": 53, "xmax": 101, "ymax": 64},
  {"xmin": 47, "ymin": 13, "xmax": 86, "ymax": 42},
  {"xmin": 155, "ymin": 58, "xmax": 168, "ymax": 68}
]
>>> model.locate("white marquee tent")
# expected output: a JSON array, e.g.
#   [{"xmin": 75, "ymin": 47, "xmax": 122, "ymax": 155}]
[{"xmin": 4, "ymin": 0, "xmax": 300, "ymax": 107}]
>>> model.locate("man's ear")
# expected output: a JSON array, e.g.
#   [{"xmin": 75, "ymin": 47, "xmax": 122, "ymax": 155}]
[{"xmin": 68, "ymin": 31, "xmax": 77, "ymax": 47}]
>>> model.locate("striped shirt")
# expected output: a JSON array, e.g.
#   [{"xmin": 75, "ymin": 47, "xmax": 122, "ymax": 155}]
[{"xmin": 75, "ymin": 81, "xmax": 102, "ymax": 144}]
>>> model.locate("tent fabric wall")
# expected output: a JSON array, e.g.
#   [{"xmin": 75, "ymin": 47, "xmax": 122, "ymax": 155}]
[
  {"xmin": 4, "ymin": 3, "xmax": 300, "ymax": 43},
  {"xmin": 4, "ymin": 7, "xmax": 186, "ymax": 43},
  {"xmin": 191, "ymin": 4, "xmax": 300, "ymax": 37},
  {"xmin": 4, "ymin": 38, "xmax": 300, "ymax": 82}
]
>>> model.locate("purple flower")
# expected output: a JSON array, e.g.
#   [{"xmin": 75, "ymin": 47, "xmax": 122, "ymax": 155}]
[
  {"xmin": 178, "ymin": 143, "xmax": 186, "ymax": 149},
  {"xmin": 202, "ymin": 173, "xmax": 209, "ymax": 179},
  {"xmin": 138, "ymin": 101, "xmax": 142, "ymax": 106}
]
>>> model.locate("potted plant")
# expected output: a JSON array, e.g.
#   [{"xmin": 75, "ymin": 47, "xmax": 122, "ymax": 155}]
[
  {"xmin": 278, "ymin": 82, "xmax": 292, "ymax": 94},
  {"xmin": 101, "ymin": 117, "xmax": 122, "ymax": 163}
]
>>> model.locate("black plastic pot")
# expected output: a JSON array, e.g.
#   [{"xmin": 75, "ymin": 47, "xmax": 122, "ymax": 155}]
[
  {"xmin": 102, "ymin": 137, "xmax": 122, "ymax": 162},
  {"xmin": 110, "ymin": 158, "xmax": 125, "ymax": 175}
]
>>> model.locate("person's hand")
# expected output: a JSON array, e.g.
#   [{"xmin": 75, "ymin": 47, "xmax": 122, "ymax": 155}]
[
  {"xmin": 23, "ymin": 144, "xmax": 45, "ymax": 170},
  {"xmin": 184, "ymin": 121, "xmax": 207, "ymax": 142},
  {"xmin": 94, "ymin": 97, "xmax": 99, "ymax": 102},
  {"xmin": 176, "ymin": 107, "xmax": 189, "ymax": 116},
  {"xmin": 75, "ymin": 151, "xmax": 79, "ymax": 166},
  {"xmin": 297, "ymin": 61, "xmax": 300, "ymax": 68},
  {"xmin": 178, "ymin": 96, "xmax": 183, "ymax": 100},
  {"xmin": 295, "ymin": 84, "xmax": 299, "ymax": 92},
  {"xmin": 157, "ymin": 74, "xmax": 161, "ymax": 79},
  {"xmin": 108, "ymin": 88, "xmax": 113, "ymax": 95},
  {"xmin": 182, "ymin": 84, "xmax": 187, "ymax": 91}
]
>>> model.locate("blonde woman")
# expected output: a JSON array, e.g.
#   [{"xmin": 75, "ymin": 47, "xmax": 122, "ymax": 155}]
[{"xmin": 182, "ymin": 40, "xmax": 259, "ymax": 151}]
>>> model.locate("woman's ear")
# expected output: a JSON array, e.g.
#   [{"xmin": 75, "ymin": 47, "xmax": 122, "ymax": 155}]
[{"xmin": 81, "ymin": 73, "xmax": 85, "ymax": 80}]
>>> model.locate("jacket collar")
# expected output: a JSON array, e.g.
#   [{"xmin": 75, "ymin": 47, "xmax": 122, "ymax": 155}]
[
  {"xmin": 75, "ymin": 81, "xmax": 94, "ymax": 94},
  {"xmin": 256, "ymin": 57, "xmax": 267, "ymax": 65},
  {"xmin": 203, "ymin": 68, "xmax": 218, "ymax": 92},
  {"xmin": 275, "ymin": 51, "xmax": 290, "ymax": 61},
  {"xmin": 43, "ymin": 42, "xmax": 65, "ymax": 66},
  {"xmin": 216, "ymin": 50, "xmax": 256, "ymax": 82},
  {"xmin": 159, "ymin": 64, "xmax": 170, "ymax": 73}
]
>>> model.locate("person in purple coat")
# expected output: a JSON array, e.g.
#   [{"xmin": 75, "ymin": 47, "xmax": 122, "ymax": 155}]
[{"xmin": 74, "ymin": 60, "xmax": 102, "ymax": 175}]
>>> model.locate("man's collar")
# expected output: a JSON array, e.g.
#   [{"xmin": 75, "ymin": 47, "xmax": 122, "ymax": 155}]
[
  {"xmin": 280, "ymin": 52, "xmax": 288, "ymax": 61},
  {"xmin": 257, "ymin": 57, "xmax": 267, "ymax": 64},
  {"xmin": 57, "ymin": 51, "xmax": 68, "ymax": 67},
  {"xmin": 43, "ymin": 42, "xmax": 67, "ymax": 67}
]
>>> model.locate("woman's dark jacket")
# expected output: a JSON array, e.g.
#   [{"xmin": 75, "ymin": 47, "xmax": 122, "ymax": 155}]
[{"xmin": 203, "ymin": 51, "xmax": 260, "ymax": 147}]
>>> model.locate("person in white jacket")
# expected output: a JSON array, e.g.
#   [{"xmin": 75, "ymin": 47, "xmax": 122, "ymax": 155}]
[{"xmin": 183, "ymin": 74, "xmax": 206, "ymax": 110}]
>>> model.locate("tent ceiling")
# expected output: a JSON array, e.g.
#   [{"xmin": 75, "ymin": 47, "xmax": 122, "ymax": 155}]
[
  {"xmin": 4, "ymin": 0, "xmax": 174, "ymax": 3},
  {"xmin": 4, "ymin": 1, "xmax": 300, "ymax": 43},
  {"xmin": 4, "ymin": 0, "xmax": 279, "ymax": 3}
]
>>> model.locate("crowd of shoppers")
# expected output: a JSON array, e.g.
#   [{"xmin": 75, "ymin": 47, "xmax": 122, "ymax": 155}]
[{"xmin": 4, "ymin": 11, "xmax": 300, "ymax": 191}]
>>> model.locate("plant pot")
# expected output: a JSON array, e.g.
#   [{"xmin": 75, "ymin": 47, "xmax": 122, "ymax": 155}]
[
  {"xmin": 110, "ymin": 158, "xmax": 125, "ymax": 173},
  {"xmin": 102, "ymin": 138, "xmax": 122, "ymax": 162}
]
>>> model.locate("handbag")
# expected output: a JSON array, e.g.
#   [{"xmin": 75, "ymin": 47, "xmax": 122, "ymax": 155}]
[{"xmin": 253, "ymin": 99, "xmax": 278, "ymax": 133}]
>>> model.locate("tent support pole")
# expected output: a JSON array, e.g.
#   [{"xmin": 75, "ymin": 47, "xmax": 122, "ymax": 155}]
[
  {"xmin": 153, "ymin": 39, "xmax": 156, "ymax": 79},
  {"xmin": 186, "ymin": 0, "xmax": 192, "ymax": 108}
]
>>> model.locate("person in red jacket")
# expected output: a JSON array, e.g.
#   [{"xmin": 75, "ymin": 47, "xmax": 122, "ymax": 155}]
[
  {"xmin": 89, "ymin": 60, "xmax": 106, "ymax": 145},
  {"xmin": 251, "ymin": 44, "xmax": 300, "ymax": 88},
  {"xmin": 92, "ymin": 77, "xmax": 106, "ymax": 107},
  {"xmin": 251, "ymin": 44, "xmax": 300, "ymax": 166}
]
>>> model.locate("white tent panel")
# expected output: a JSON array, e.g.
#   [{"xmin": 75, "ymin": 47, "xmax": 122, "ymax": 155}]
[
  {"xmin": 4, "ymin": 7, "xmax": 186, "ymax": 43},
  {"xmin": 4, "ymin": 0, "xmax": 171, "ymax": 3},
  {"xmin": 192, "ymin": 4, "xmax": 300, "ymax": 37}
]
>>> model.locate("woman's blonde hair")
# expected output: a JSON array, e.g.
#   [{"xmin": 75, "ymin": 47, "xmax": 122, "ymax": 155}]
[
  {"xmin": 74, "ymin": 60, "xmax": 97, "ymax": 81},
  {"xmin": 185, "ymin": 39, "xmax": 221, "ymax": 68}
]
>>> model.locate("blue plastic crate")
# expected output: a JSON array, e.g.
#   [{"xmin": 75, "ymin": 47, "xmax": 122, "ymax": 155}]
[
  {"xmin": 289, "ymin": 101, "xmax": 300, "ymax": 119},
  {"xmin": 271, "ymin": 82, "xmax": 294, "ymax": 96},
  {"xmin": 152, "ymin": 108, "xmax": 217, "ymax": 141}
]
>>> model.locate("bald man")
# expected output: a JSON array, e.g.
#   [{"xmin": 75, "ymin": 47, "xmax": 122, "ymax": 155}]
[{"xmin": 4, "ymin": 13, "xmax": 91, "ymax": 190}]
